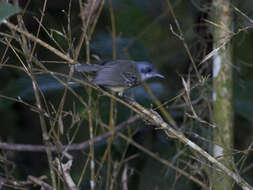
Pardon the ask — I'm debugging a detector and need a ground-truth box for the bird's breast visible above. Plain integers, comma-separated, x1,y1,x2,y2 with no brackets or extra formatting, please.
108,86,126,93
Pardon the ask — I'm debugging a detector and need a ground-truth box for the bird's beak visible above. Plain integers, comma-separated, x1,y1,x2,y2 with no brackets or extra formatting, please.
154,73,165,79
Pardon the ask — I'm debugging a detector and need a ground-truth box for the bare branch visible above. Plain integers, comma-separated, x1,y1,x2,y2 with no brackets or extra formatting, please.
0,115,139,152
55,158,78,190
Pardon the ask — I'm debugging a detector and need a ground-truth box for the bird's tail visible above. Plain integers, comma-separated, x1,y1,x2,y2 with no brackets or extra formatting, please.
75,64,101,73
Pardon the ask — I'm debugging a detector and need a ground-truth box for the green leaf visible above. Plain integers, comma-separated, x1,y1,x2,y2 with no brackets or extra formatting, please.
0,2,21,24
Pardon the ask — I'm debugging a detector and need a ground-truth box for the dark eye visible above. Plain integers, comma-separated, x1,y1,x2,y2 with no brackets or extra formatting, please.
146,67,152,73
141,67,152,73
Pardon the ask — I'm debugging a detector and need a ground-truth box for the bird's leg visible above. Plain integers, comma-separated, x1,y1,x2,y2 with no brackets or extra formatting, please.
117,91,123,97
121,94,135,103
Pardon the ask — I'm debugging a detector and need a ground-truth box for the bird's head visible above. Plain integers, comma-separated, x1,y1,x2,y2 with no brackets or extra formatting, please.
136,61,165,82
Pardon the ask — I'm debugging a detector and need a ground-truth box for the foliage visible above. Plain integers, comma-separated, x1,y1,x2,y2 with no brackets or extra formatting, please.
0,0,253,190
0,2,21,24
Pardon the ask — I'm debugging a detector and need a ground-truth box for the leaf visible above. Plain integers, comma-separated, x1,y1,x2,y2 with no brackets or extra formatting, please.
0,2,21,24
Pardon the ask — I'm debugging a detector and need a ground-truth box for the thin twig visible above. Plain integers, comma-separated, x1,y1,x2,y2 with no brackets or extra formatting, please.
0,116,139,152
4,21,75,64
99,120,209,189
55,158,79,190
129,101,253,190
6,15,57,187
167,0,202,82
28,176,53,190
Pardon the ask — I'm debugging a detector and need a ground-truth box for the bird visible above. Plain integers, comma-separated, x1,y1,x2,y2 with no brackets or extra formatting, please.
75,60,164,96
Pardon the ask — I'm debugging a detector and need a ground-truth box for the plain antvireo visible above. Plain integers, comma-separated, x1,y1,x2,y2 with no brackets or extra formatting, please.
75,60,164,96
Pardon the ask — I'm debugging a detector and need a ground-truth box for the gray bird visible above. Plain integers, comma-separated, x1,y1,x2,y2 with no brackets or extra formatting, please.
75,60,164,96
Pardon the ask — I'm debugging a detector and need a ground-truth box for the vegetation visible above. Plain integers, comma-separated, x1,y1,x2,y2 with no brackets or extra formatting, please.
1,0,253,189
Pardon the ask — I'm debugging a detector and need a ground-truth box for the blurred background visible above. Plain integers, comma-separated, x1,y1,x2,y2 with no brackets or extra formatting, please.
1,0,253,189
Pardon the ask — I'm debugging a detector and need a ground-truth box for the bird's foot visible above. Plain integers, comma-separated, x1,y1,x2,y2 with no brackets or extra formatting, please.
121,94,135,103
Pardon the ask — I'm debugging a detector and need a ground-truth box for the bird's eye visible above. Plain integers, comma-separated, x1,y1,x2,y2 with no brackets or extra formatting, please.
146,67,152,73
141,67,152,73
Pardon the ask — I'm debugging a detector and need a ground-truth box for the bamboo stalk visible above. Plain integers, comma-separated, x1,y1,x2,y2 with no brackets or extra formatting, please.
212,0,234,189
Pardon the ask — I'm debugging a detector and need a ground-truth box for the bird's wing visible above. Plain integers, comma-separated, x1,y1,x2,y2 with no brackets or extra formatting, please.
93,62,140,87
75,60,132,73
120,72,139,87
74,60,118,73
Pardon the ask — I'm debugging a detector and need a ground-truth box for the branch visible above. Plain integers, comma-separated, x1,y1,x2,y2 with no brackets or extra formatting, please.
0,115,139,152
4,21,75,64
0,176,52,190
129,101,253,190
55,158,78,190
28,176,53,190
